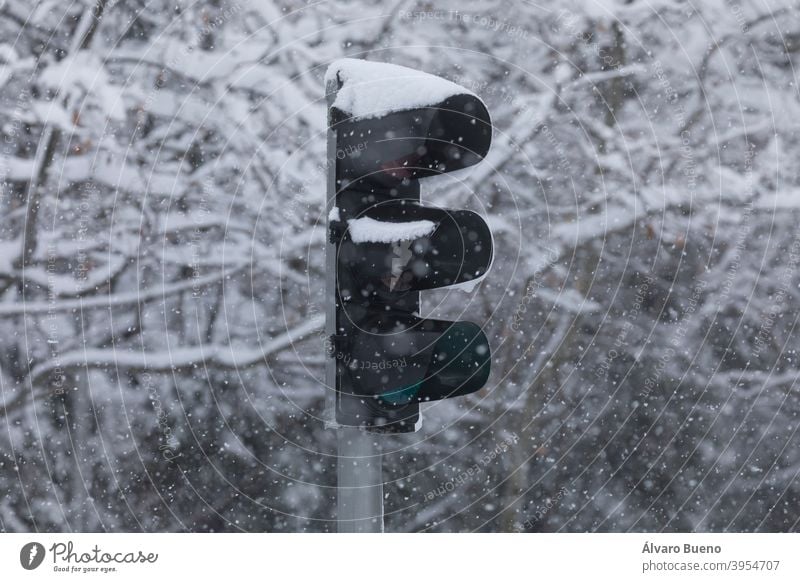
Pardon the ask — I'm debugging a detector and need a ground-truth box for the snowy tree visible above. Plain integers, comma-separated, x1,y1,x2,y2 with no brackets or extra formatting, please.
1,0,798,532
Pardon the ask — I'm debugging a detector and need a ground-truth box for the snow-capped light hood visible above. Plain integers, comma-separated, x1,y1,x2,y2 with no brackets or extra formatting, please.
325,58,483,120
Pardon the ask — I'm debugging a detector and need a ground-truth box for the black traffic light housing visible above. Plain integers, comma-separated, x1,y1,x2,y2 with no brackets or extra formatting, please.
326,60,494,433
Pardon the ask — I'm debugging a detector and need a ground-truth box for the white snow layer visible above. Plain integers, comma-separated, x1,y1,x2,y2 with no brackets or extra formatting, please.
347,216,437,244
325,58,478,120
328,206,340,222
39,52,125,121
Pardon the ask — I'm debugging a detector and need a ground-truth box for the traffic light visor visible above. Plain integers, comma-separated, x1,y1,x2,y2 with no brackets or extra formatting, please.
333,93,492,185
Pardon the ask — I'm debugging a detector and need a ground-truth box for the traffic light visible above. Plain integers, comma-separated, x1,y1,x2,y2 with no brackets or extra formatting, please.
325,59,494,433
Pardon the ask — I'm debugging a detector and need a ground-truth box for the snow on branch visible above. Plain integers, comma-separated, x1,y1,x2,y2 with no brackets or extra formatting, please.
0,267,243,316
28,315,324,382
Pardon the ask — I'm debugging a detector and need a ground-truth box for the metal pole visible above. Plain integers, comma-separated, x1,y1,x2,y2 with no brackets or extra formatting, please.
325,75,385,533
337,428,384,532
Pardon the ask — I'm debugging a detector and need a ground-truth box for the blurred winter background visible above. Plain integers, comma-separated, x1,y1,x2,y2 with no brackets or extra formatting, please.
1,0,799,532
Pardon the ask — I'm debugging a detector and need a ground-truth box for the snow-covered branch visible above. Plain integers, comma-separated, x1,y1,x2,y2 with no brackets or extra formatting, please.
0,268,243,316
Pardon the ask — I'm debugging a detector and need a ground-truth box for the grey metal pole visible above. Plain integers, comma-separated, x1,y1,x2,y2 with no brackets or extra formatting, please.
337,428,384,532
325,75,385,533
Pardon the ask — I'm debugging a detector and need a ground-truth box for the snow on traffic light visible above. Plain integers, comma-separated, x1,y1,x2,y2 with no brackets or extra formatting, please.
325,59,494,433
